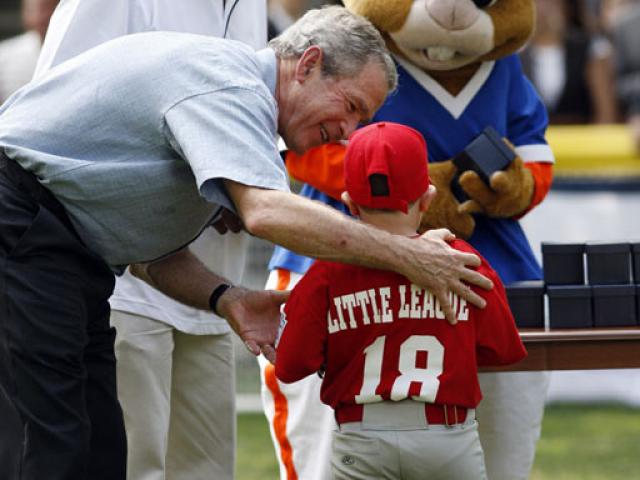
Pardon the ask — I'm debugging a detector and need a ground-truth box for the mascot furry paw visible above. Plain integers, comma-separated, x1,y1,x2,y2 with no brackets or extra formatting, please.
459,156,534,218
419,160,476,237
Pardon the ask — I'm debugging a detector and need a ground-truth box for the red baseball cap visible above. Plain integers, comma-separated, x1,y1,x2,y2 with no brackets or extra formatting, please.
344,122,430,213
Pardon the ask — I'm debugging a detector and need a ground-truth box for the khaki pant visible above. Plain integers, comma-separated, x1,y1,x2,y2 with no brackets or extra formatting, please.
111,311,235,480
331,402,486,480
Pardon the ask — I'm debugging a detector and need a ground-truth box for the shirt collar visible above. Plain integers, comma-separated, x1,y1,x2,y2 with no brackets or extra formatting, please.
256,48,277,97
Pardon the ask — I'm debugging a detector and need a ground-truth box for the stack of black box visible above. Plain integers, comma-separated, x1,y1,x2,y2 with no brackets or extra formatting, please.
505,242,640,329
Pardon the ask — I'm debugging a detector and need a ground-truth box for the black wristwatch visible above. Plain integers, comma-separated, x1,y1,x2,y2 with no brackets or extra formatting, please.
208,283,233,315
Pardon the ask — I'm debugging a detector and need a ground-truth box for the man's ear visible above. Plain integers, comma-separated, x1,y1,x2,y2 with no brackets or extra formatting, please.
419,184,437,212
341,191,360,217
294,46,323,83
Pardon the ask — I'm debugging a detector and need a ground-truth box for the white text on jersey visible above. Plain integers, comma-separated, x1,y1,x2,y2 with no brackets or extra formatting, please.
327,285,469,334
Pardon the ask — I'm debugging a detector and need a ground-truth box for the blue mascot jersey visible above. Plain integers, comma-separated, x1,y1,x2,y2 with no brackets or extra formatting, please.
270,54,555,284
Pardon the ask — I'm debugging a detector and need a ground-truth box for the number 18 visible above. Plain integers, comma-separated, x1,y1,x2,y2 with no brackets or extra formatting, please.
355,335,444,404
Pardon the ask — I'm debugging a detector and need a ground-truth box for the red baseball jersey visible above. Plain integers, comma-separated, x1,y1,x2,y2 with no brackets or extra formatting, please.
275,239,526,417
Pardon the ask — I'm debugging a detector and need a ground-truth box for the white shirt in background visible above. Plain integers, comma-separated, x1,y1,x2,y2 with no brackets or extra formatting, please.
0,31,42,103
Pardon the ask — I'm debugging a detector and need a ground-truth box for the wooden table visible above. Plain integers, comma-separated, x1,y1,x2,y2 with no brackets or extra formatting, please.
483,327,640,372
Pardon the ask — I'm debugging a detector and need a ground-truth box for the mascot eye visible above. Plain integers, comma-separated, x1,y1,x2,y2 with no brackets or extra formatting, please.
473,0,496,8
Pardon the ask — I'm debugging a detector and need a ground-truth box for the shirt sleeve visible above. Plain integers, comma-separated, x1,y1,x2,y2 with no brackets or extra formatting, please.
275,262,330,383
163,86,289,212
474,263,527,367
34,0,148,78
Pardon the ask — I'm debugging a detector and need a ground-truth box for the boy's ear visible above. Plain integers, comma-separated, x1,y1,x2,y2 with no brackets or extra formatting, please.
294,46,323,82
341,191,360,217
419,184,437,212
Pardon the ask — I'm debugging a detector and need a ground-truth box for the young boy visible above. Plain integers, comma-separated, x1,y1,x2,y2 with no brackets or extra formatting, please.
274,122,527,480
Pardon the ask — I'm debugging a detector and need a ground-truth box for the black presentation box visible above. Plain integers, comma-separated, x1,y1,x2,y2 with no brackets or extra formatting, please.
592,285,637,327
542,242,585,285
451,126,516,202
547,285,592,329
586,242,631,285
506,281,545,329
632,242,640,283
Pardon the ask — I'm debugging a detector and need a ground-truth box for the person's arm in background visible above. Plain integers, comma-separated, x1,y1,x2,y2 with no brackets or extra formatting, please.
586,35,619,125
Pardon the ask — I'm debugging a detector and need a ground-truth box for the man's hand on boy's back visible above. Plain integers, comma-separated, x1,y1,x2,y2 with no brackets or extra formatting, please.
411,229,493,325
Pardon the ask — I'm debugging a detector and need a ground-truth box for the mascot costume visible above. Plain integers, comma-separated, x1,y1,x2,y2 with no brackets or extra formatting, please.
259,1,555,479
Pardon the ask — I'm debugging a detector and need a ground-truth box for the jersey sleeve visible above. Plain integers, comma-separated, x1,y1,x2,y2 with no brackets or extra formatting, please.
522,162,553,213
285,144,347,201
275,262,331,383
475,264,527,366
452,240,527,366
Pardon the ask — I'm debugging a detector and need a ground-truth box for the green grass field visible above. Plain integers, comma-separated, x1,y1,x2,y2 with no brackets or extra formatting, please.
237,403,640,479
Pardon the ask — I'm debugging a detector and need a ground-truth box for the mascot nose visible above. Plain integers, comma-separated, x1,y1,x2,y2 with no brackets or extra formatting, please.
426,0,480,30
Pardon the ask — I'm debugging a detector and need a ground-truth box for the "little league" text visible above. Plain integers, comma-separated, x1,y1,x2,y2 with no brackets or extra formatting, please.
328,284,469,334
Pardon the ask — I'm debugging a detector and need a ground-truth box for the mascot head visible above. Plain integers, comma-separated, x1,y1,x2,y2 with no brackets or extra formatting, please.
344,0,535,72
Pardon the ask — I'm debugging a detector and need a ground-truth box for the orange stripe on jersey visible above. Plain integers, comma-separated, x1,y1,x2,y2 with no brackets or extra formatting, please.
264,364,298,480
276,269,291,292
266,268,297,479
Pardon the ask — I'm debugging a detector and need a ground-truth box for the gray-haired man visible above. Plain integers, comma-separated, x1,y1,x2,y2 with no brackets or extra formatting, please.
0,6,492,480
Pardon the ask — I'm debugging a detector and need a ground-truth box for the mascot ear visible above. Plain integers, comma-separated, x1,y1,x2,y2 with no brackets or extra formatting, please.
344,0,413,33
483,0,535,60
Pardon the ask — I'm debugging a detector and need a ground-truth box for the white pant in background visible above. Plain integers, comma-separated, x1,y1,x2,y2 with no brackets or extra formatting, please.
477,371,550,480
111,311,235,480
260,268,550,480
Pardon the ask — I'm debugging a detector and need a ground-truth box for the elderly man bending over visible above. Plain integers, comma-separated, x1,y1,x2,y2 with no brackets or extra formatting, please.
0,6,492,480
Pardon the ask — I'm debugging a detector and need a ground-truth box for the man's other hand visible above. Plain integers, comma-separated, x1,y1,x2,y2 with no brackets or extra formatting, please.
217,287,290,363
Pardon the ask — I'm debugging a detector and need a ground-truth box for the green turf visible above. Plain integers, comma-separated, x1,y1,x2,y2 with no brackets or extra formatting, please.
237,413,280,478
530,403,640,480
236,404,640,480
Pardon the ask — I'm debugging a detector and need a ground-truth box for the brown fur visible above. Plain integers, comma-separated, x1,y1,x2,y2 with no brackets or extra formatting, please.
344,0,413,33
483,0,535,62
418,162,475,238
